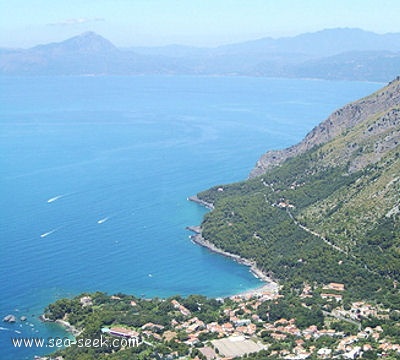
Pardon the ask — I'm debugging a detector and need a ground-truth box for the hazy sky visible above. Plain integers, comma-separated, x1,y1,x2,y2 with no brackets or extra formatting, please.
1,0,400,48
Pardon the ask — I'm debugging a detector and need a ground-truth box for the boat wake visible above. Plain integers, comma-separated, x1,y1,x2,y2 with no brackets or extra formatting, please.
97,217,109,224
47,194,65,203
40,228,59,238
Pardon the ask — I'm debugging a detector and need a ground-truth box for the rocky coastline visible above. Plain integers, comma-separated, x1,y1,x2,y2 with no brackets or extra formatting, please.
39,315,81,337
187,195,214,210
186,223,279,296
55,319,81,336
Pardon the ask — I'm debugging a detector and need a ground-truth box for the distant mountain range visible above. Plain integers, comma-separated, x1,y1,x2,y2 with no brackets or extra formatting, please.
1,28,400,81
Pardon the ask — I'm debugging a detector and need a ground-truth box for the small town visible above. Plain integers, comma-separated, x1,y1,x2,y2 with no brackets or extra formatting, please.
33,279,400,360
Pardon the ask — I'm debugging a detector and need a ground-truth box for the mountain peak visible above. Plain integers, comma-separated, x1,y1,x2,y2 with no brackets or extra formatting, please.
62,32,117,53
33,31,117,54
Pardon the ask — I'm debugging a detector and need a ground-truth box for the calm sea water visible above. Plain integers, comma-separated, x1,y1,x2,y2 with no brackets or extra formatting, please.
0,76,381,359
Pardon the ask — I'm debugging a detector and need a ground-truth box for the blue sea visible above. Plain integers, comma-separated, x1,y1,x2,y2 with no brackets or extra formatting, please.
0,75,381,359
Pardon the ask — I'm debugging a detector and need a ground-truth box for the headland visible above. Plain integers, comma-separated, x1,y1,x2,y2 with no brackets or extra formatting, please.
186,217,279,298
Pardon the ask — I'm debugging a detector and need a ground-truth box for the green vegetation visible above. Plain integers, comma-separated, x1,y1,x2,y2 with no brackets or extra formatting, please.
43,291,331,359
197,90,400,310
45,292,221,359
199,154,399,308
42,79,400,359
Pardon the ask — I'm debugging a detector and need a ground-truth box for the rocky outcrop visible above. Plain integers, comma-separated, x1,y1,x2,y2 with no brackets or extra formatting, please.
187,195,214,210
3,314,16,323
187,227,278,287
55,319,81,336
250,77,400,177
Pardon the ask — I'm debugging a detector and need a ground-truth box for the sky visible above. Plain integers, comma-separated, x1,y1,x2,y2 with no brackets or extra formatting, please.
1,0,400,48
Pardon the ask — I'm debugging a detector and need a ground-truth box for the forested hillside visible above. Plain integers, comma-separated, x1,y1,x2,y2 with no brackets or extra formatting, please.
40,78,400,360
198,78,400,309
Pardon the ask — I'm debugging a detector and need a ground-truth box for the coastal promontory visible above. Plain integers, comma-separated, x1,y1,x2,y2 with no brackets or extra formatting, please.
40,78,400,359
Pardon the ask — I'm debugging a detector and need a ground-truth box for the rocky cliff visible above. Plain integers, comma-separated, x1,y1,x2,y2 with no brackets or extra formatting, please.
250,76,400,177
198,77,400,302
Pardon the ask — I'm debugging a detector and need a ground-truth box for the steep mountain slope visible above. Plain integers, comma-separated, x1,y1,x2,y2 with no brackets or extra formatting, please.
250,77,400,177
197,78,400,305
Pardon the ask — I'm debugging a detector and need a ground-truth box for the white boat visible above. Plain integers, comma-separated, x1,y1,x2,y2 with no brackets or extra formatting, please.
97,217,109,224
40,229,57,238
47,195,63,203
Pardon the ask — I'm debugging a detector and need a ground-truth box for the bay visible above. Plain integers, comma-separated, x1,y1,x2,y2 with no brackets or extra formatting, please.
0,75,381,359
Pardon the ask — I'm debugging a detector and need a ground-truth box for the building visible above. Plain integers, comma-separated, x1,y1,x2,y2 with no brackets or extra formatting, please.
321,293,343,301
108,327,140,338
323,283,345,291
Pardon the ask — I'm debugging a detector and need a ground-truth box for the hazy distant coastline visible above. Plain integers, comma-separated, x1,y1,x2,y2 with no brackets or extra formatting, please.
1,28,400,82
